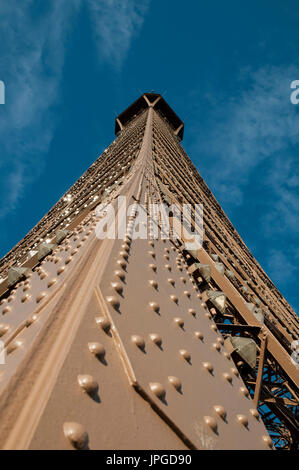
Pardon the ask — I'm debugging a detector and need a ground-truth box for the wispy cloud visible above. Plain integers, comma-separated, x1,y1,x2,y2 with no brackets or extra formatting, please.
87,0,150,69
0,0,81,218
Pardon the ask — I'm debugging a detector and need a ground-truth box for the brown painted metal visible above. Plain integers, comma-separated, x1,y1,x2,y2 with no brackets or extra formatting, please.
0,93,297,450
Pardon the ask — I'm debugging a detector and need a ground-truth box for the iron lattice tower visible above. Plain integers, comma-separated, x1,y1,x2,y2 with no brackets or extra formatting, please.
0,93,298,450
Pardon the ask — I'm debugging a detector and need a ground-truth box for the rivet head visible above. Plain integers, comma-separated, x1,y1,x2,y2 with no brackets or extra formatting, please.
77,374,98,394
63,422,88,450
170,295,178,303
149,333,162,347
240,386,249,397
47,278,57,288
57,266,65,275
194,331,204,340
88,342,105,357
205,312,212,319
114,270,125,281
165,264,171,271
149,280,158,289
0,323,10,337
106,296,120,309
23,285,30,292
36,292,47,303
168,376,182,392
149,302,159,313
2,306,11,315
188,308,196,317
184,291,191,298
65,256,72,265
149,264,157,272
211,324,217,331
21,293,31,303
119,251,128,260
116,259,127,269
26,314,38,326
180,277,186,283
204,416,217,433
7,339,23,355
213,342,221,352
168,278,175,286
111,282,123,294
131,335,145,350
95,316,111,332
223,372,232,383
174,317,184,328
262,435,273,448
149,382,165,400
217,337,224,345
203,362,213,373
179,349,191,362
148,251,155,258
213,405,227,420
249,408,260,419
236,414,248,427
231,367,239,376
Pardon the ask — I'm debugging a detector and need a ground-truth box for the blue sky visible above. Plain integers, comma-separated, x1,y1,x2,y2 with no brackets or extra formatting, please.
0,0,298,313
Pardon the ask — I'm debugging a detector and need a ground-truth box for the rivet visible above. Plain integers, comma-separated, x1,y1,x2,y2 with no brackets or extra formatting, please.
71,249,78,256
149,302,159,313
149,264,157,272
121,243,130,252
164,255,169,260
149,382,165,400
77,374,98,394
21,294,31,303
2,306,11,315
119,251,128,260
116,259,127,269
236,414,248,427
174,317,184,328
7,339,23,354
204,416,217,433
63,422,88,450
149,333,162,347
211,324,217,331
131,335,145,350
213,343,221,352
0,323,10,337
168,278,175,286
23,285,30,292
262,435,273,448
179,349,191,362
106,296,120,309
188,308,196,317
184,291,191,298
217,337,224,345
148,241,154,247
36,292,47,303
88,342,105,357
65,257,72,265
47,278,57,288
231,367,239,376
202,362,213,373
114,270,125,281
95,316,111,332
57,266,65,275
168,376,182,391
240,386,249,397
25,314,38,326
170,295,178,303
223,372,232,383
194,331,204,340
165,264,171,271
148,251,155,259
249,408,259,419
205,312,212,319
111,282,123,294
180,277,186,283
149,280,158,289
8,296,15,303
213,405,227,420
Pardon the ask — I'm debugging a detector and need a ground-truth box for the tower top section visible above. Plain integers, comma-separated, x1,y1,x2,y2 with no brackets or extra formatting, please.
115,92,184,140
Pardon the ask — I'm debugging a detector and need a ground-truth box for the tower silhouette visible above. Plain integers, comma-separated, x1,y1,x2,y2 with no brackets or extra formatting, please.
0,93,298,450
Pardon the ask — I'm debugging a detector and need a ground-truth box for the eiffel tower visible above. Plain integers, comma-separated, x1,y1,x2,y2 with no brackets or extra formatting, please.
0,93,298,450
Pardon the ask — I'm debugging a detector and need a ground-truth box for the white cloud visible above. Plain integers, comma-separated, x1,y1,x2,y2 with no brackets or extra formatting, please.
87,0,150,69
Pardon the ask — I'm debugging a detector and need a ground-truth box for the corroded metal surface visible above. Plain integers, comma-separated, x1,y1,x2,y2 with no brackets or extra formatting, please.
0,93,298,449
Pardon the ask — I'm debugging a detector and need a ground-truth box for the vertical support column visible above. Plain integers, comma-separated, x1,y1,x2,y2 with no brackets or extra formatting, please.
254,333,268,407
